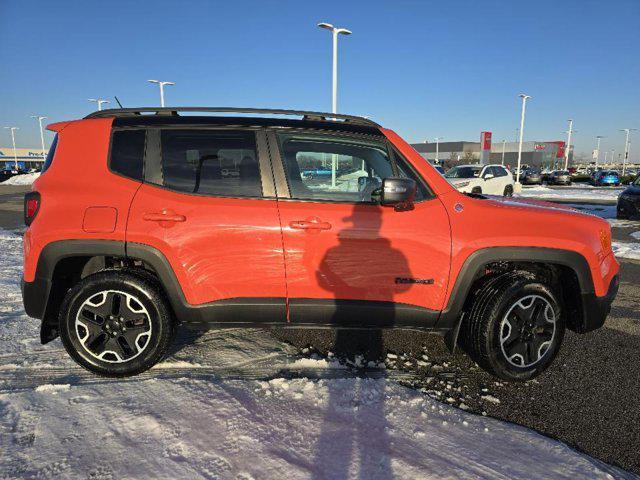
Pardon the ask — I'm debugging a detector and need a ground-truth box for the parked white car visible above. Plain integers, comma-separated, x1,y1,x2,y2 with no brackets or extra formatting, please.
444,164,515,196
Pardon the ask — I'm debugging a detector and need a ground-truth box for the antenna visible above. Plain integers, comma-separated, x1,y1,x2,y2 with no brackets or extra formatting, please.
114,96,124,108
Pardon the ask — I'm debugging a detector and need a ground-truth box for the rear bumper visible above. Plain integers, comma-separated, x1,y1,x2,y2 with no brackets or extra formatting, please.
21,276,51,320
580,274,619,332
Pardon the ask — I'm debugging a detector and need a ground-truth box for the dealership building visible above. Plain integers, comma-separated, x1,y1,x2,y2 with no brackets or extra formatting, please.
0,147,47,171
411,140,569,170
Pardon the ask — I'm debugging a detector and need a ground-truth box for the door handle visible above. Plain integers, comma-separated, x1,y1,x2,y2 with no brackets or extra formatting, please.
289,219,332,230
143,212,186,223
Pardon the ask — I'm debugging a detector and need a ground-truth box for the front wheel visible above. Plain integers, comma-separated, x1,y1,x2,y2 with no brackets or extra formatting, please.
503,185,514,197
59,271,174,377
459,271,565,381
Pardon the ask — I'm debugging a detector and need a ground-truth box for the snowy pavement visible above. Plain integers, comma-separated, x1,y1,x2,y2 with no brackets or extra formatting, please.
0,228,636,478
1,172,40,186
517,184,624,203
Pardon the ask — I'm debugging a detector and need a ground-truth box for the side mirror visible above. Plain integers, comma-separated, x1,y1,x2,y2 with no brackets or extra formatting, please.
484,173,494,180
380,177,417,207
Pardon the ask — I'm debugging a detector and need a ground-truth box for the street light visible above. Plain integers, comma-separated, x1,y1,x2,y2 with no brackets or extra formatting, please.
515,93,532,190
564,119,574,170
594,135,604,169
4,127,19,170
501,139,507,166
88,98,109,111
317,22,352,115
31,115,47,162
318,22,351,188
148,80,175,107
434,137,443,164
620,128,637,176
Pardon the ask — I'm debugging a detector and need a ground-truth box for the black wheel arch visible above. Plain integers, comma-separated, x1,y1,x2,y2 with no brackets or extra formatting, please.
439,247,597,352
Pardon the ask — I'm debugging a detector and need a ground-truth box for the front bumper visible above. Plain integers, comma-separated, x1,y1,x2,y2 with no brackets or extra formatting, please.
580,274,619,332
617,196,640,218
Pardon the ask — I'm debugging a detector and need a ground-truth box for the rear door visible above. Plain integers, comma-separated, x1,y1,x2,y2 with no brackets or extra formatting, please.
126,127,287,321
268,129,451,328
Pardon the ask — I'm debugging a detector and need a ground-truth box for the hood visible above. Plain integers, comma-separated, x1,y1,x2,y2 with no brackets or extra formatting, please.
622,184,640,195
448,177,476,185
483,195,577,213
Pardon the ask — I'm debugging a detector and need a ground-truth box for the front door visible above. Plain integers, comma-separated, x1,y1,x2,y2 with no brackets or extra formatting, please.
269,129,451,328
126,127,287,321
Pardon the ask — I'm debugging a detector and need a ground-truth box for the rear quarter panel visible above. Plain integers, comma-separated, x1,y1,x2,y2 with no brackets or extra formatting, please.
23,118,141,282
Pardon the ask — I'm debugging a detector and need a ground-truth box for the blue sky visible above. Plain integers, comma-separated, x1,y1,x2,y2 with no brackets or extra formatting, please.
1,0,638,158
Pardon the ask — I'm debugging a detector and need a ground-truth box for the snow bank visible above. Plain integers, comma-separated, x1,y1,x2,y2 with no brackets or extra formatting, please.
1,172,40,185
0,228,633,479
517,185,623,202
613,241,640,261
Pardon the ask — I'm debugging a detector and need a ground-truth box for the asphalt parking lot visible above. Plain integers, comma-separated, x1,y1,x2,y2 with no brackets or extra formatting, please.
1,184,639,474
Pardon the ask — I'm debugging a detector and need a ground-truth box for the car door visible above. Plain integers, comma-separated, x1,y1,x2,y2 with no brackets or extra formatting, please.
126,127,287,321
268,129,451,328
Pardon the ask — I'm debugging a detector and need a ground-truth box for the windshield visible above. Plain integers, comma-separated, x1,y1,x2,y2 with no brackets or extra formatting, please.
445,166,481,179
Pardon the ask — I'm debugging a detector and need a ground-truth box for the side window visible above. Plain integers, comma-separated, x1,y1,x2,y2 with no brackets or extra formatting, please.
110,130,145,180
277,132,393,202
159,130,261,197
494,166,508,177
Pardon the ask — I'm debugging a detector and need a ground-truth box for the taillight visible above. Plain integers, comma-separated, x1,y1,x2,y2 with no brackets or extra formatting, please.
24,192,40,226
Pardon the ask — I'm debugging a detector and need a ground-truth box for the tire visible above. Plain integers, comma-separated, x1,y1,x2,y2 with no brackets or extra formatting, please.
459,270,565,381
503,185,514,197
471,186,482,194
59,271,174,377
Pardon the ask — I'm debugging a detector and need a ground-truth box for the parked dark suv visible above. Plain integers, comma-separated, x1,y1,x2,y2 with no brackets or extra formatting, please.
22,107,619,380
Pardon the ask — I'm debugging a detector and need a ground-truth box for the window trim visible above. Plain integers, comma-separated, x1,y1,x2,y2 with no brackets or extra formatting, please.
141,126,276,200
268,126,435,205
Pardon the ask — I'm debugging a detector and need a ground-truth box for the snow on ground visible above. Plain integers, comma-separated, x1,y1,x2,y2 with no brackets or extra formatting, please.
517,185,623,202
613,241,640,261
0,228,635,479
1,172,40,185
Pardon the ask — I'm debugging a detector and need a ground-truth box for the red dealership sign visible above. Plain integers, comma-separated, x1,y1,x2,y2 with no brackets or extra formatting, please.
481,132,492,151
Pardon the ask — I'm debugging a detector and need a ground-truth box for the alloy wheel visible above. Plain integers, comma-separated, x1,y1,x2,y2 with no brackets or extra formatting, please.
75,290,152,363
499,294,556,368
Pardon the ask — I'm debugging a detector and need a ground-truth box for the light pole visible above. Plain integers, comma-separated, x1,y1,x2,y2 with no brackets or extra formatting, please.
318,22,351,188
148,80,175,107
318,22,352,115
31,116,47,162
620,128,637,176
88,98,109,111
434,137,443,164
564,119,574,170
594,135,604,169
4,127,19,170
501,139,506,165
515,94,531,190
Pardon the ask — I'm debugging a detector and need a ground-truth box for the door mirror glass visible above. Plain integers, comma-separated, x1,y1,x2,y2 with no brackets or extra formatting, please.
380,177,417,207
484,173,494,180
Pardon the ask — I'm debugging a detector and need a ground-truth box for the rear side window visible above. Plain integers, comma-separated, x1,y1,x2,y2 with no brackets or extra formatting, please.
110,130,145,180
41,134,58,173
160,130,261,197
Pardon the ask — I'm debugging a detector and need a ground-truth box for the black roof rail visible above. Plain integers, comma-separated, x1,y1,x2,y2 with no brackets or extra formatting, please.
84,107,381,128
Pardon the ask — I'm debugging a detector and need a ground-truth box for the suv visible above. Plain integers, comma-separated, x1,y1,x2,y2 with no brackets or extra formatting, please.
444,164,514,196
22,107,619,381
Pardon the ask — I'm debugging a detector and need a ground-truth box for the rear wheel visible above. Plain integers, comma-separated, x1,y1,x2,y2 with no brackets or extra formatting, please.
459,271,565,381
503,185,514,197
471,186,483,194
59,271,174,377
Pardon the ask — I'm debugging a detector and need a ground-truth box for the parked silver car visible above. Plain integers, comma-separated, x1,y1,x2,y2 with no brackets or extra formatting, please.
548,170,572,185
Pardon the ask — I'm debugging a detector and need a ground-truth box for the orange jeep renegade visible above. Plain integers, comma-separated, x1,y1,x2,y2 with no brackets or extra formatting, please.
22,107,619,380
